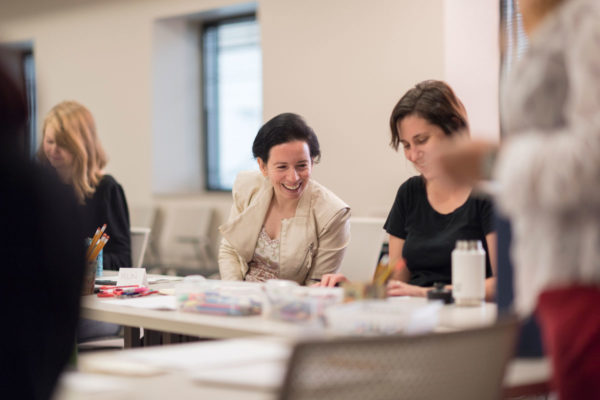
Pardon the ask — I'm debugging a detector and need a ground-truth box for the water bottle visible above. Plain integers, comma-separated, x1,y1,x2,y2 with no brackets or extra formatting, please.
452,240,485,306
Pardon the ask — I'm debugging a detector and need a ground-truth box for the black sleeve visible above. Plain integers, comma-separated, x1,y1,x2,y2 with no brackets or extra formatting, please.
479,196,495,235
98,177,131,269
383,180,411,239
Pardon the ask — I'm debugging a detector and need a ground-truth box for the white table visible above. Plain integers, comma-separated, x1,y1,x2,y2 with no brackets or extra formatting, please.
81,291,497,342
55,337,551,400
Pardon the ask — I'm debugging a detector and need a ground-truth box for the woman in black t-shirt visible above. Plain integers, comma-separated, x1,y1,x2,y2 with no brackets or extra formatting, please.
319,80,497,301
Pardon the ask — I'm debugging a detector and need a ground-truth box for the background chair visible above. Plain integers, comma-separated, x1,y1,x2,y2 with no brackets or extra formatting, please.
279,318,518,400
130,227,151,268
339,217,386,281
153,205,217,276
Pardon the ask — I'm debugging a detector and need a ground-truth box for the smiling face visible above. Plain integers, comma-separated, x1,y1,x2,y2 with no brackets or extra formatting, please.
397,114,450,180
43,125,75,174
258,140,313,204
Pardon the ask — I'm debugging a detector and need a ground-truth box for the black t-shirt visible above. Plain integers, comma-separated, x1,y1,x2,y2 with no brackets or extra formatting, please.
384,176,494,287
80,174,131,270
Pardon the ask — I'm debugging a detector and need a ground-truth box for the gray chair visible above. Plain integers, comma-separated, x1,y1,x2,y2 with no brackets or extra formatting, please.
130,226,151,268
339,217,386,281
154,205,217,275
279,318,518,400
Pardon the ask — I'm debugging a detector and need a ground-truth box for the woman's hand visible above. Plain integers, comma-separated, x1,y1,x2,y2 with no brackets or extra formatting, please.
386,280,428,297
435,139,498,185
313,273,348,287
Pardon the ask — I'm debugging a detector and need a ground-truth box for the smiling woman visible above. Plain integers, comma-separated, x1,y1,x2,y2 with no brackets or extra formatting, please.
218,113,351,285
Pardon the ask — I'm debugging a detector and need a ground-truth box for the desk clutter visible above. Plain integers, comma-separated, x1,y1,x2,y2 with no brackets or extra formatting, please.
92,272,442,336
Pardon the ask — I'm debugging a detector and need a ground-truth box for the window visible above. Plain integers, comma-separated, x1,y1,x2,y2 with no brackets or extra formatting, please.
203,15,262,191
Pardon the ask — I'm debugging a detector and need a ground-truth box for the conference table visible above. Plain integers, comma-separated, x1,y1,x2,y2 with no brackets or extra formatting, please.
81,273,498,344
69,274,550,399
56,336,551,400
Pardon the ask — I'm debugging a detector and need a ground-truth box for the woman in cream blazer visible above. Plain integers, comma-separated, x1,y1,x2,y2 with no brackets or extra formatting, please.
218,113,350,285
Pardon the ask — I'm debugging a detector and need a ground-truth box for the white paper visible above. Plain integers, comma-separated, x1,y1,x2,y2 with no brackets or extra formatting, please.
58,371,128,393
189,359,287,391
101,295,177,310
117,267,148,287
147,274,184,283
124,338,292,371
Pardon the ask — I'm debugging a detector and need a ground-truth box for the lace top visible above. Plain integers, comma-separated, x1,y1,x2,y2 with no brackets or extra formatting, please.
245,227,281,282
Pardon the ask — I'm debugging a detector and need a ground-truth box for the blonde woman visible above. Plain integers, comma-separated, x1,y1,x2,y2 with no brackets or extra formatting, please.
38,101,131,270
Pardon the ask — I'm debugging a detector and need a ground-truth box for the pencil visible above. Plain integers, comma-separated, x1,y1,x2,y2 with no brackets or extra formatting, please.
89,234,109,262
86,224,106,259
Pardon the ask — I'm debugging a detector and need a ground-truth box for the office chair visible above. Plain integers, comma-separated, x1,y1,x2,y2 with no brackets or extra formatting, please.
130,227,151,268
279,318,518,400
339,217,386,281
154,205,217,276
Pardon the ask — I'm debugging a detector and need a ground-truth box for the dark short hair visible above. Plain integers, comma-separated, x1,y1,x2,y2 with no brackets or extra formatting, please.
252,113,321,163
389,80,468,151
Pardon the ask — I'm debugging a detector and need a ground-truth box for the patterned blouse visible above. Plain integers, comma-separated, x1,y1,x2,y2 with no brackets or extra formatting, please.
495,0,600,315
245,227,281,282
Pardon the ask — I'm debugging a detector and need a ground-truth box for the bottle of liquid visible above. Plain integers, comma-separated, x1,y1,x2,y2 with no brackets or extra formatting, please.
451,240,485,306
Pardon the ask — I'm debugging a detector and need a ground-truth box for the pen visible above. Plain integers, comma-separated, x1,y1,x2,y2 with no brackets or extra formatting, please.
99,285,139,290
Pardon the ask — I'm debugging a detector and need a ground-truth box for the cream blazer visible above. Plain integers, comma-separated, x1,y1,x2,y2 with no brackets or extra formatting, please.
218,170,350,285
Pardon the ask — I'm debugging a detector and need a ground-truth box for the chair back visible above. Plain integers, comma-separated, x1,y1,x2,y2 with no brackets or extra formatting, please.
279,318,518,400
155,205,216,274
130,227,151,268
339,217,386,281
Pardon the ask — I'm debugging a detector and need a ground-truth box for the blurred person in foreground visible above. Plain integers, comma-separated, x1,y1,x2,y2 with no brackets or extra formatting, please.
0,49,85,399
437,0,600,398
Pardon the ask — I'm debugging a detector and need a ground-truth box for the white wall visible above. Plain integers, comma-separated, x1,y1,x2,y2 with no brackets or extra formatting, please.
444,0,500,141
0,0,498,226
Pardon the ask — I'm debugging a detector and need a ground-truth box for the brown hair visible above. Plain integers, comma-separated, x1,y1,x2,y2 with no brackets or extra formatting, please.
389,80,468,151
38,101,107,202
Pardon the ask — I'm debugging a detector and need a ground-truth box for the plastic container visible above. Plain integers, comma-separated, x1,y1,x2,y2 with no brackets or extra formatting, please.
175,276,263,316
324,299,442,335
262,279,344,323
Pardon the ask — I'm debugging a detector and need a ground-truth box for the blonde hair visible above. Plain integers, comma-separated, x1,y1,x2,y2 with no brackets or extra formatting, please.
38,101,107,202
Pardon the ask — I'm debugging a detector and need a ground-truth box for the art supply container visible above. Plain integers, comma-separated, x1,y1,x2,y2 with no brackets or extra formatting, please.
262,280,344,323
81,259,97,295
175,276,263,316
324,299,442,336
85,237,103,277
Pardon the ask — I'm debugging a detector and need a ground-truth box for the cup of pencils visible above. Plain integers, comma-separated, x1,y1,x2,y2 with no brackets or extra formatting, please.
82,224,109,295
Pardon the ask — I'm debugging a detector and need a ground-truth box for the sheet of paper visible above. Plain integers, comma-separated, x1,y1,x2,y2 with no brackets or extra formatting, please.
189,359,287,391
123,338,292,371
58,372,128,394
147,274,184,283
101,295,177,310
